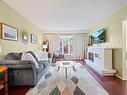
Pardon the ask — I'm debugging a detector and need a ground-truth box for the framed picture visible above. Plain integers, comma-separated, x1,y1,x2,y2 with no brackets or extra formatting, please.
30,34,37,43
1,23,18,41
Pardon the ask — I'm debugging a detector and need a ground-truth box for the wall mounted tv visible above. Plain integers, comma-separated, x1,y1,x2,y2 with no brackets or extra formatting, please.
91,28,105,43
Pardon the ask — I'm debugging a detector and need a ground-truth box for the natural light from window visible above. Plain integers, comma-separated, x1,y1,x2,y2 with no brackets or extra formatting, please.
59,36,73,55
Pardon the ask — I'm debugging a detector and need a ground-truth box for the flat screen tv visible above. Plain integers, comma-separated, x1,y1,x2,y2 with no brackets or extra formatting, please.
92,28,105,43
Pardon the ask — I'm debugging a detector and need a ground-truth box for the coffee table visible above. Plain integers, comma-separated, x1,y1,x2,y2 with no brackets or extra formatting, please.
57,61,75,79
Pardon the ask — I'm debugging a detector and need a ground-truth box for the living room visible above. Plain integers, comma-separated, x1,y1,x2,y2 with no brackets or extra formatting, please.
0,0,127,95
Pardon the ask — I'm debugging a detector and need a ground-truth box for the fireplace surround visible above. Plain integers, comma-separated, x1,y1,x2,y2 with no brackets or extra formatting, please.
86,47,116,76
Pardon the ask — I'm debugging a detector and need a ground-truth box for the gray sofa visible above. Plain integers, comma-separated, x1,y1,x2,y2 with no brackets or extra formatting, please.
0,51,52,86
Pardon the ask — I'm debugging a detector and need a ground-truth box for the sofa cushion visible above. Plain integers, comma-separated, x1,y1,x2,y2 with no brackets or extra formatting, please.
4,52,21,60
21,52,39,68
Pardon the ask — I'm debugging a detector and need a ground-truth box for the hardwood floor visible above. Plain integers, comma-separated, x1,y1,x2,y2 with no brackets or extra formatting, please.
8,86,30,95
81,61,127,95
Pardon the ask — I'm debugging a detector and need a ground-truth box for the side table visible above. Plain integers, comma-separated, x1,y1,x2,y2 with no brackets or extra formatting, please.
0,66,8,95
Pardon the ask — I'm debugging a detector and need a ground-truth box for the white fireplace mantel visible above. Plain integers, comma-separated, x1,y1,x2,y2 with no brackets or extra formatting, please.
85,47,116,76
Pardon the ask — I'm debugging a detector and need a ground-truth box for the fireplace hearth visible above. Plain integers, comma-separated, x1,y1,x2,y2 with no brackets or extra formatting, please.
88,52,94,62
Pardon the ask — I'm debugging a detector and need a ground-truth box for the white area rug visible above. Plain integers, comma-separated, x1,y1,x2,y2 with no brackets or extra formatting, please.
26,62,109,95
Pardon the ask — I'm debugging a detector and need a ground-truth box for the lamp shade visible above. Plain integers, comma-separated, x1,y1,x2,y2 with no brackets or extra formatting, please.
43,44,47,49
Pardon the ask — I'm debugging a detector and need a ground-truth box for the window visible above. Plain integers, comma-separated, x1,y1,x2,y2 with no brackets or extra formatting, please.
59,36,73,55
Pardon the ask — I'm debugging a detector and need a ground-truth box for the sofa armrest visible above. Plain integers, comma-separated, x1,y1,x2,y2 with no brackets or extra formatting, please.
0,60,36,69
1,60,38,86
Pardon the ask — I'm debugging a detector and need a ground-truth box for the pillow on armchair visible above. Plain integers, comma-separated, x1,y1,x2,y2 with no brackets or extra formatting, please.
53,50,64,59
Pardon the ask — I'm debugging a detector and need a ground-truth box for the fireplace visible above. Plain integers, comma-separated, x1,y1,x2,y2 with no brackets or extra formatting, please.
86,47,116,76
88,52,94,62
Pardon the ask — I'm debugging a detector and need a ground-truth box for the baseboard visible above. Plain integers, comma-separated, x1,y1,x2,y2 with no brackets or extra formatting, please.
114,74,127,80
122,77,127,80
114,74,122,79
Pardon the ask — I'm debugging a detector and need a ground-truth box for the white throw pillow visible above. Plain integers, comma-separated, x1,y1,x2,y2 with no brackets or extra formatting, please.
21,52,39,68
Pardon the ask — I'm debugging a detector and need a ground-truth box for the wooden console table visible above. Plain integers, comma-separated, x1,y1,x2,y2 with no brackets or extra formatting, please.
0,66,8,95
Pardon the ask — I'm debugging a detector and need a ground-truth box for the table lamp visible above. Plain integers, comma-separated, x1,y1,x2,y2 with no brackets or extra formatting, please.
43,44,47,52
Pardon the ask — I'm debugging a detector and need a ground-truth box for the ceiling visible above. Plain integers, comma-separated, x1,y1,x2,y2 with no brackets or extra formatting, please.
4,0,127,33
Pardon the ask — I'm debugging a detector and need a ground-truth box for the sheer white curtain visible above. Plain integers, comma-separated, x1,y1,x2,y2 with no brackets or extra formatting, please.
46,33,88,60
46,34,60,52
72,33,88,59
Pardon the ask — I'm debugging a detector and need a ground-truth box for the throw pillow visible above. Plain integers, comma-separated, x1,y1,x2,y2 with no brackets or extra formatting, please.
21,52,39,68
4,52,21,60
27,51,38,62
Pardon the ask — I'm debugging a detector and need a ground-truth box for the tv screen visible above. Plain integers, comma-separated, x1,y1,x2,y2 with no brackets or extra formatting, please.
92,28,105,43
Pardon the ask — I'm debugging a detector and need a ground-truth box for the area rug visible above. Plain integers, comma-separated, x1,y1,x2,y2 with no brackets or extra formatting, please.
26,62,109,95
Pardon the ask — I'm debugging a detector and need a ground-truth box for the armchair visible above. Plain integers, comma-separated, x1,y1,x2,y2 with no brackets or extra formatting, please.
52,50,64,62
